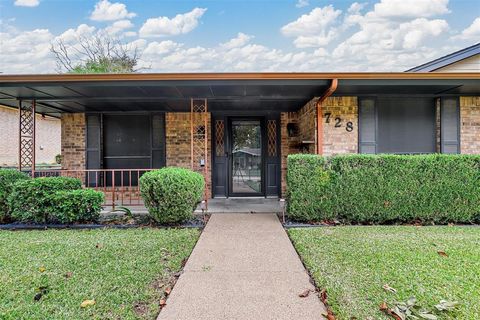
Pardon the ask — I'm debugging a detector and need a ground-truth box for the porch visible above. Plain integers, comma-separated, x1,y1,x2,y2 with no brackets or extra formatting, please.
0,72,478,211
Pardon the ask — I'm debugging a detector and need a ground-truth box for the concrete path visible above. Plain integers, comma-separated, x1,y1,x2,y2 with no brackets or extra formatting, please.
158,214,327,320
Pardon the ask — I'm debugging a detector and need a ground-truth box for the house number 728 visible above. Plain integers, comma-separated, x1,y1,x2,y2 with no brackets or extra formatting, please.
324,112,353,132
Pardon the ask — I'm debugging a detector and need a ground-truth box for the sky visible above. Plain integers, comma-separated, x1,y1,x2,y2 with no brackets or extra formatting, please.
0,0,479,74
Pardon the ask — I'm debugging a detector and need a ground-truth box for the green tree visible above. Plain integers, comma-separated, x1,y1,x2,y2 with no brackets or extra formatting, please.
50,34,147,74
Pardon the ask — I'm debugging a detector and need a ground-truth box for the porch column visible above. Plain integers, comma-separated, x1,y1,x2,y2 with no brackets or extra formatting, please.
18,100,36,175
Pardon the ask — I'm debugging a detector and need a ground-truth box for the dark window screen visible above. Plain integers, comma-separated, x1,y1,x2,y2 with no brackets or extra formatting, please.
377,97,435,154
103,115,151,169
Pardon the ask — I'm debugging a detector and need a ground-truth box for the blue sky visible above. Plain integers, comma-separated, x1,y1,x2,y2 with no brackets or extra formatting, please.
0,0,479,73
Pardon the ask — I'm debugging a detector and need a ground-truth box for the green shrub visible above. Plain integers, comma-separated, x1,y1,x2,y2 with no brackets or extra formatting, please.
287,154,480,224
140,167,205,224
8,177,82,223
0,169,30,222
51,189,104,223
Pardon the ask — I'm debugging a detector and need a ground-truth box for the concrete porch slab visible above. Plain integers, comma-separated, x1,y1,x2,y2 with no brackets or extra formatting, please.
196,197,282,213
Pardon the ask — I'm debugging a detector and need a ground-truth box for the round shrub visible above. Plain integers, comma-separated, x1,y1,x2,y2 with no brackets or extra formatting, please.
139,167,205,224
0,169,30,222
8,176,82,223
51,189,104,223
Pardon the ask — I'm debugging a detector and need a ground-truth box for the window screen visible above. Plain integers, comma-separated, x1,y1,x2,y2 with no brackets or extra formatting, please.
103,115,151,169
377,97,435,154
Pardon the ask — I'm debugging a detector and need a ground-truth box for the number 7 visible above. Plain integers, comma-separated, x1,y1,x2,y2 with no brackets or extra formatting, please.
324,112,332,123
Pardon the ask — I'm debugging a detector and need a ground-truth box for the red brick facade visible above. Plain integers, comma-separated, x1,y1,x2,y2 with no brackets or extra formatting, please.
61,113,85,170
59,95,480,198
165,112,212,199
460,96,480,154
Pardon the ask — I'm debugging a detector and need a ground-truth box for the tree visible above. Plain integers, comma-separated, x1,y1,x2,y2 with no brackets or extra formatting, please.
50,33,146,74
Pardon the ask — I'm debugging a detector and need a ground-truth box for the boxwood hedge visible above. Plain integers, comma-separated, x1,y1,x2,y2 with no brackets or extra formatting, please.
8,177,82,223
0,169,30,222
287,154,480,224
140,167,204,224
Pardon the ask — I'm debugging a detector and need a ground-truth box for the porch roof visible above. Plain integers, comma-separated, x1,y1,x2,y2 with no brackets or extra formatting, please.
0,72,478,117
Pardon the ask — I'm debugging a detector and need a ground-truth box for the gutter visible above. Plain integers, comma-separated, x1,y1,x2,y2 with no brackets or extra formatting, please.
316,79,338,155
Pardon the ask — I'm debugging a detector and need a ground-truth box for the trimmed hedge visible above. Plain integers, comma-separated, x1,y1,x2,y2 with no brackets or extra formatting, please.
287,154,480,224
8,177,82,223
140,167,205,224
0,169,30,222
52,189,104,223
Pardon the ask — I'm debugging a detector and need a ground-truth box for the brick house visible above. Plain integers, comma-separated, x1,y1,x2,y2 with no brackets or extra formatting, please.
0,71,478,206
0,105,60,166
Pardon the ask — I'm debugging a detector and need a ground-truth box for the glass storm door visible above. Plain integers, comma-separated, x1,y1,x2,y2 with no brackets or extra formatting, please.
230,120,263,195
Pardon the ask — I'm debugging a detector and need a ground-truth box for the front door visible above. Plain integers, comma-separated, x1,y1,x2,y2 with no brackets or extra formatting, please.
230,119,263,196
212,114,280,198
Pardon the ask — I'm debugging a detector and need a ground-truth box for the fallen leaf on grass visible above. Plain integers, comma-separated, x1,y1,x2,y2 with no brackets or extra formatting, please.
39,266,46,273
437,250,448,257
64,272,73,279
299,289,311,298
434,300,458,311
379,302,388,311
319,289,328,303
383,284,397,294
418,311,438,319
80,300,96,308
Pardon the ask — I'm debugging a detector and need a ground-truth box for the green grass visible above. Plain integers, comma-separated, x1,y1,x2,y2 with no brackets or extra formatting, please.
288,226,480,320
0,228,200,320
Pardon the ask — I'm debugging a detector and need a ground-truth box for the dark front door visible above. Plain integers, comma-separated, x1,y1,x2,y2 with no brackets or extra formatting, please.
212,114,280,198
230,119,263,196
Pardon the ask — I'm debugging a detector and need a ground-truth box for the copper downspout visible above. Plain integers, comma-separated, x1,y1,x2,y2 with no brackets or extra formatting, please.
316,79,338,155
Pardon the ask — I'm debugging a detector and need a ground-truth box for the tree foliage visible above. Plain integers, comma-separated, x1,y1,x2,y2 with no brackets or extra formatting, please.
50,33,146,74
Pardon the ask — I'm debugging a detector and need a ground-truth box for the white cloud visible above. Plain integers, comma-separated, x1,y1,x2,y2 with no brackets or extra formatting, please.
347,2,367,15
90,0,136,21
296,0,309,8
281,5,342,48
139,8,207,38
373,0,450,18
220,32,253,49
454,17,480,40
14,0,39,7
333,1,451,71
105,19,134,36
57,24,96,43
0,27,54,73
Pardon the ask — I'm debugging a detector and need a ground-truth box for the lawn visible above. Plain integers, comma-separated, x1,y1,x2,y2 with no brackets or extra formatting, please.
288,226,480,320
0,228,199,320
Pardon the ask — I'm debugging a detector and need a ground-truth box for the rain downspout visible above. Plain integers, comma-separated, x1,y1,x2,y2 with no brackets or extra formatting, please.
316,79,338,155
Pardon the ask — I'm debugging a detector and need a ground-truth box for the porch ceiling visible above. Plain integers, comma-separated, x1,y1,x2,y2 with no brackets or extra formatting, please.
0,73,478,117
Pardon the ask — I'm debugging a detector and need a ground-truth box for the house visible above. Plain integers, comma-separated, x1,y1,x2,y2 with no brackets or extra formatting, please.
0,72,478,205
406,42,480,73
0,104,60,167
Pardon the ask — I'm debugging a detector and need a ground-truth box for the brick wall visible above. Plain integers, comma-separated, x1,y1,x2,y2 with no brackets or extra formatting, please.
280,96,358,195
460,96,480,154
0,105,61,166
322,97,358,156
61,113,86,170
165,112,212,198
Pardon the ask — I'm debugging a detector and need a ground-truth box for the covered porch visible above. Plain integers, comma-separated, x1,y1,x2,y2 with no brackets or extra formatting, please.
0,72,478,210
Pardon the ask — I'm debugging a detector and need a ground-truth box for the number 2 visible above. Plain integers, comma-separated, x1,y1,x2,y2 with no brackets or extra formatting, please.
335,117,342,127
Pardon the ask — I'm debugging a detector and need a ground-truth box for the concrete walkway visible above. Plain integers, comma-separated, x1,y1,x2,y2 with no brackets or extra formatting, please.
158,214,327,320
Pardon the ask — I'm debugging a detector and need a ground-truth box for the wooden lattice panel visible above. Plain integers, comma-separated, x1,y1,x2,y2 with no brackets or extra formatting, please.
19,101,35,172
190,99,208,173
267,119,277,157
215,120,224,156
